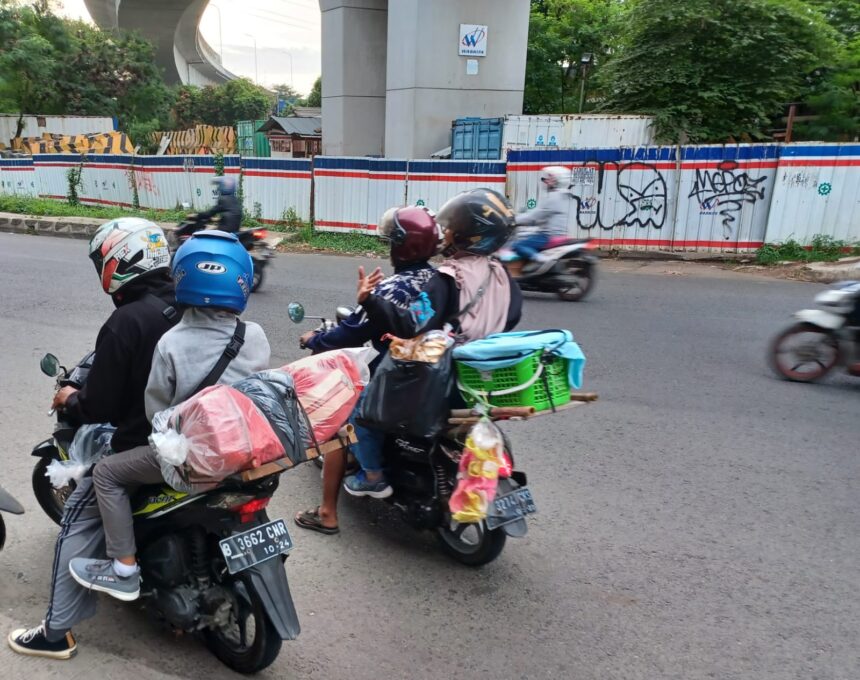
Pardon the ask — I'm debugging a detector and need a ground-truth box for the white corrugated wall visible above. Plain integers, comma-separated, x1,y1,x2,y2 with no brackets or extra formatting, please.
242,157,312,223
0,158,38,197
765,143,860,245
406,160,507,212
313,157,371,232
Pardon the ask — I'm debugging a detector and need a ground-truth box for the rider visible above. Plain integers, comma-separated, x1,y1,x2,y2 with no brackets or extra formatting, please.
8,218,180,660
192,176,242,234
506,165,572,277
294,206,440,533
67,231,271,602
345,188,522,493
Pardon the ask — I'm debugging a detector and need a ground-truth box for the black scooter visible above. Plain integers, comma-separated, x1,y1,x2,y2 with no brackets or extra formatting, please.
288,302,536,566
31,352,301,674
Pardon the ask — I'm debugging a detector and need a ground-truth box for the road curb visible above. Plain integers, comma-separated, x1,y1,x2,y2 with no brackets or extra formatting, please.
0,212,176,241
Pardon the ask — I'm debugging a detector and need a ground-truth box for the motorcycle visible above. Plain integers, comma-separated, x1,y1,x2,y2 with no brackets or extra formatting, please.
0,484,24,551
32,352,301,673
770,280,860,382
499,235,599,301
288,302,536,567
174,215,275,293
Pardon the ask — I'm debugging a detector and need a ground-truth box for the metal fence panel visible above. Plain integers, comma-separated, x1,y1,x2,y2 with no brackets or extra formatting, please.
77,155,135,208
0,158,38,197
242,157,312,223
507,147,678,249
33,154,78,200
313,157,370,232
765,143,860,245
673,145,779,252
367,159,407,230
406,160,507,212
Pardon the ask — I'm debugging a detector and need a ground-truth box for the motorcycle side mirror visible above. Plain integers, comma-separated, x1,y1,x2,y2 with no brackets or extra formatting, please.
287,302,305,324
335,306,354,323
40,353,61,377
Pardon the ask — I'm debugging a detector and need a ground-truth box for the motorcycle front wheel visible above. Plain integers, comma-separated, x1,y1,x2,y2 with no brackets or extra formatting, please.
204,574,282,674
556,260,595,301
770,322,840,382
32,458,73,526
437,518,507,567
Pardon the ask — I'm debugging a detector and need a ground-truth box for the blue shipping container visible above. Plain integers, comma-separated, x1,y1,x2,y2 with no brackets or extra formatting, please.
451,117,503,160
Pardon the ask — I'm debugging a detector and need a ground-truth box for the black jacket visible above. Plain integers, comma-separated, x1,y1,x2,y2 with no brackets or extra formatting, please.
64,276,180,452
197,193,242,233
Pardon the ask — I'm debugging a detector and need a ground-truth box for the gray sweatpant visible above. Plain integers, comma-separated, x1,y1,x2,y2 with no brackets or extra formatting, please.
92,445,163,559
44,477,104,641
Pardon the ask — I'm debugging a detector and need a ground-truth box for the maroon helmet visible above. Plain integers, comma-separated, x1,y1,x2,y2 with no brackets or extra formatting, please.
378,206,441,266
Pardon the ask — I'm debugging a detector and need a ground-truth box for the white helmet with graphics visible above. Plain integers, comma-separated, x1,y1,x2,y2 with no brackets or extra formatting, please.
89,217,171,294
540,165,572,190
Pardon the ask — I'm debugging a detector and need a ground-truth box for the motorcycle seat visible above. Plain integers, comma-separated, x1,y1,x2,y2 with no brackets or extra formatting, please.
542,237,590,250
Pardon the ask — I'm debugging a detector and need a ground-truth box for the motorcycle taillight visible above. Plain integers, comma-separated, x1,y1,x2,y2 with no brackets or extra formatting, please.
498,451,513,478
252,229,268,240
233,497,271,523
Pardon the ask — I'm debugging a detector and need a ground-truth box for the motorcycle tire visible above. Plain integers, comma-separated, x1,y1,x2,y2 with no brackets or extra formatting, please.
251,265,265,293
0,515,6,551
556,260,595,301
770,322,840,382
437,518,507,567
32,458,73,526
204,574,282,674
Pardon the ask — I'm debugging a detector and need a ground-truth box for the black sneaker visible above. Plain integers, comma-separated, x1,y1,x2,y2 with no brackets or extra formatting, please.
7,622,77,659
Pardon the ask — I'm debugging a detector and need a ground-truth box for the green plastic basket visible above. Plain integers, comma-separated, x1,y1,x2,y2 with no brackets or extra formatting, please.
456,350,571,412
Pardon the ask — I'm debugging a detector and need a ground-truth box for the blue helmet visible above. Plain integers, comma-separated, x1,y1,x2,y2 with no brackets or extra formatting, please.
172,230,253,313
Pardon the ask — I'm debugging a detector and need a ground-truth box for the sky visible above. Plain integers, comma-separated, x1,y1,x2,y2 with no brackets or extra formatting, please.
55,0,322,95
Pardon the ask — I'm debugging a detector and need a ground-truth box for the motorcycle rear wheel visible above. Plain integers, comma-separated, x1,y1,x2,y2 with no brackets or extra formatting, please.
32,458,73,526
437,518,507,567
204,574,282,674
556,260,594,301
251,266,265,292
770,322,840,382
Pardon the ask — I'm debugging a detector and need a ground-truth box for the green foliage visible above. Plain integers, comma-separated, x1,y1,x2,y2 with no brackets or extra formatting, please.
755,235,860,264
66,163,83,206
172,79,273,128
305,76,321,108
524,0,620,114
597,0,838,143
213,152,225,176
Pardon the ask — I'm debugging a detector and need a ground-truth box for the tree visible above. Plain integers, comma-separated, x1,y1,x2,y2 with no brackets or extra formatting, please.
523,0,621,114
597,0,839,143
305,76,321,108
169,79,273,128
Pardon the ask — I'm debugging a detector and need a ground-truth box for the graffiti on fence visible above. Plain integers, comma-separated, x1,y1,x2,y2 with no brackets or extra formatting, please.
688,161,766,239
569,161,668,231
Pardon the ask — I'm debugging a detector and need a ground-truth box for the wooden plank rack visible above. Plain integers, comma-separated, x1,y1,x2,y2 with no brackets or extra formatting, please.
447,391,598,425
240,425,356,482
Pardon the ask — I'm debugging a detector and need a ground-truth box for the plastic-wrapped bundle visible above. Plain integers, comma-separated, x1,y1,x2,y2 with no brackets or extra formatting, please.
448,419,505,523
47,422,116,489
151,385,285,482
282,347,376,443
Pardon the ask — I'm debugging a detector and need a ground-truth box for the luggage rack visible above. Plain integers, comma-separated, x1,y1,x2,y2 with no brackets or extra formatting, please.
239,425,356,482
447,391,598,426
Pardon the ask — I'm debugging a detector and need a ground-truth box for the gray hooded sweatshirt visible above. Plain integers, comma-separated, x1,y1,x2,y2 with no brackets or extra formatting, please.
514,188,571,237
145,307,271,421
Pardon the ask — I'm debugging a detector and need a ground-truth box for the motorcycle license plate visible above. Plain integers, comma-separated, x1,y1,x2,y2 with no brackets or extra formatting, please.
486,486,537,530
219,519,293,574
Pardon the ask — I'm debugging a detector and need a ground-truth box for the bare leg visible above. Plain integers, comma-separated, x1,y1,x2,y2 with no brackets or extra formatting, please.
318,449,346,529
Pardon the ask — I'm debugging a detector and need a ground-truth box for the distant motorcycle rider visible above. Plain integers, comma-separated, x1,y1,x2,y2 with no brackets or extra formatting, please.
506,165,572,277
184,176,242,235
7,218,180,660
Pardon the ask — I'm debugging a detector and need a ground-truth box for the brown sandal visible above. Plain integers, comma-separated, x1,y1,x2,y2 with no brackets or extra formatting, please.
294,507,339,535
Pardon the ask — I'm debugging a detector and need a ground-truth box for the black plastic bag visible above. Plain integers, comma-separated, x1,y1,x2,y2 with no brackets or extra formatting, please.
357,351,452,439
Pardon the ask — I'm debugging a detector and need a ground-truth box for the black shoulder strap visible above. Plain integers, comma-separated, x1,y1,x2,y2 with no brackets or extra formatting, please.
142,293,180,324
183,320,246,401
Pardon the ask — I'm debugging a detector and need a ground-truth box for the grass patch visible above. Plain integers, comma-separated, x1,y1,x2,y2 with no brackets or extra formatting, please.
755,235,860,265
1,194,388,256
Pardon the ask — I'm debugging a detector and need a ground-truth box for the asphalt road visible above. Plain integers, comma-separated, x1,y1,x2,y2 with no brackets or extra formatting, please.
0,232,858,680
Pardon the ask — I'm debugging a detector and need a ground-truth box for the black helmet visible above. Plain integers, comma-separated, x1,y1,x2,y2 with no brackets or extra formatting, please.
435,188,515,256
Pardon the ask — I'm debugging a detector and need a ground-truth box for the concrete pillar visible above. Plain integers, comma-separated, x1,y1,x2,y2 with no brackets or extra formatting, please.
319,0,388,157
384,0,529,159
